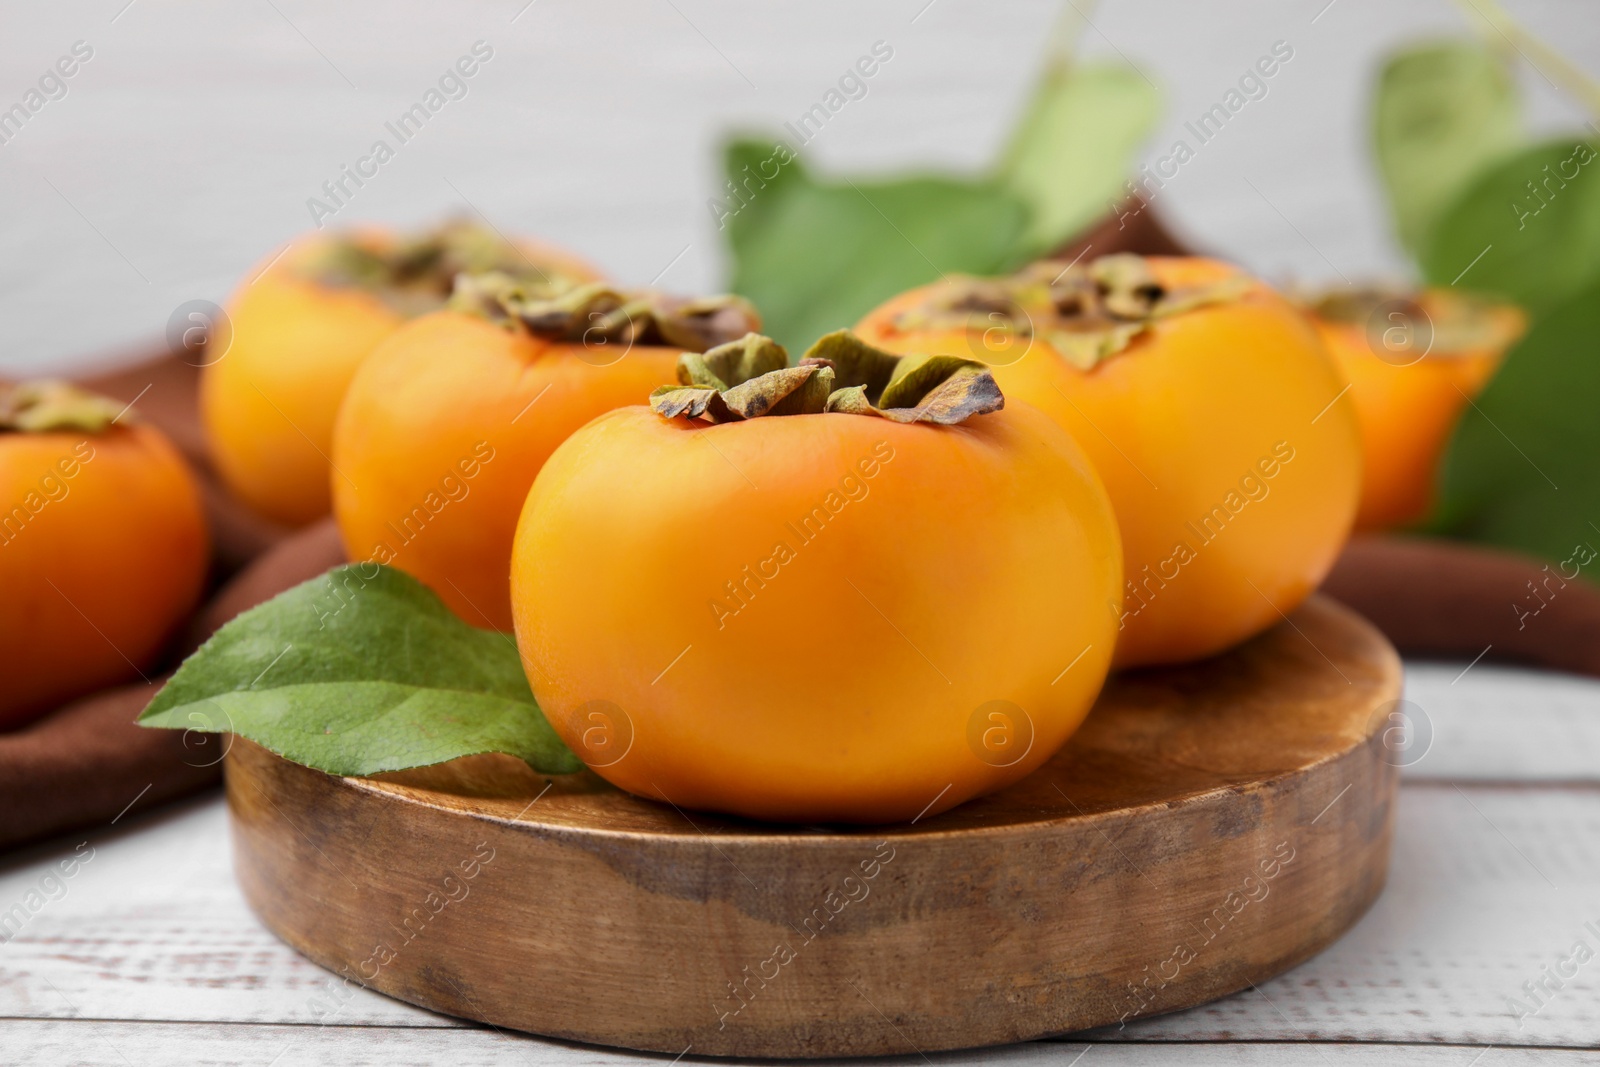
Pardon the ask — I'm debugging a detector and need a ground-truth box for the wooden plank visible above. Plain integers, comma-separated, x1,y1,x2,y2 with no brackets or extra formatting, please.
0,798,451,1030
2,1021,1597,1067
1404,663,1600,782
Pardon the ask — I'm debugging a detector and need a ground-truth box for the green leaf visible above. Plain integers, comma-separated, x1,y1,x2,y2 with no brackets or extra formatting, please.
716,51,1160,351
722,139,1032,353
1420,138,1600,316
997,62,1161,254
139,565,581,777
1373,42,1523,255
1432,276,1600,563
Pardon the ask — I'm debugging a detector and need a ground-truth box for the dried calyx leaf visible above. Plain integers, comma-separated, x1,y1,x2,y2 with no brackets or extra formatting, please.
650,330,1004,426
1306,285,1519,354
1305,286,1404,325
0,381,125,434
299,220,585,316
894,252,1252,372
450,273,761,354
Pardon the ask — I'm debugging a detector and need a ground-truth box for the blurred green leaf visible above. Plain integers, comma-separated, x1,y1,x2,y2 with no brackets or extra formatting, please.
722,140,1031,352
1433,276,1600,563
1420,138,1600,316
997,62,1161,254
1373,42,1523,255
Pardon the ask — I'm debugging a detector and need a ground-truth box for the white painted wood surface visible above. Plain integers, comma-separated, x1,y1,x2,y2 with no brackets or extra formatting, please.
4,661,1600,1063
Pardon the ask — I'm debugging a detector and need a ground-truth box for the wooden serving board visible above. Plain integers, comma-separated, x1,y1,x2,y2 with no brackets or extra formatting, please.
226,594,1401,1059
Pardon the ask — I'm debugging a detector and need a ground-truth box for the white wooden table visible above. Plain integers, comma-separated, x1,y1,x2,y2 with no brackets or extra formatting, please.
5,660,1600,1065
6,2,1600,1062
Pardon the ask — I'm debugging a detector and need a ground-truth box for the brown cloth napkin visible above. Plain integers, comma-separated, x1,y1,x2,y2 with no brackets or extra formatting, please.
1324,535,1600,678
0,521,346,849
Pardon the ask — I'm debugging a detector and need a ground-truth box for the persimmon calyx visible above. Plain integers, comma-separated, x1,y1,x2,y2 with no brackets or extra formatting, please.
650,330,1004,425
0,380,125,434
1306,285,1518,355
450,272,761,354
300,220,586,317
894,252,1251,372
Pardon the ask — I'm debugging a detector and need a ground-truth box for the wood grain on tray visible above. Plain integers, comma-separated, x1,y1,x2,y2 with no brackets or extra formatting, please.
227,594,1398,1057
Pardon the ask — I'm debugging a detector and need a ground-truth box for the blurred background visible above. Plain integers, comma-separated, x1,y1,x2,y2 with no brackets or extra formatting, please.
3,0,1596,377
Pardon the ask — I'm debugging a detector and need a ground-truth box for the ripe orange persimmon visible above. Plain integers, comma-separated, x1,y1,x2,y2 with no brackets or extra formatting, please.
202,221,602,527
1303,287,1524,532
510,332,1122,823
332,276,762,631
857,255,1360,669
0,382,208,730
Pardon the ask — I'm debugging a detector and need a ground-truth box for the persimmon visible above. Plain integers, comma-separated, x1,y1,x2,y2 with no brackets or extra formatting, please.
332,274,762,631
856,255,1360,669
510,332,1122,823
0,382,208,730
1303,286,1524,531
201,221,602,527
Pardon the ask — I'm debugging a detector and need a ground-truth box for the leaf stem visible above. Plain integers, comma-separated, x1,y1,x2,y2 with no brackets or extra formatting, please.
996,0,1098,177
1045,0,1095,73
1454,0,1600,123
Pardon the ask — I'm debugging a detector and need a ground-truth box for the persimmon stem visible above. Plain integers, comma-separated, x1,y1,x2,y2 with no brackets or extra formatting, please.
889,253,1248,373
651,331,1004,426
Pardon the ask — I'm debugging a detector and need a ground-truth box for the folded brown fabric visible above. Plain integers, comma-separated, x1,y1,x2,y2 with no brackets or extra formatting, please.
0,520,347,851
1322,535,1600,679
0,681,219,847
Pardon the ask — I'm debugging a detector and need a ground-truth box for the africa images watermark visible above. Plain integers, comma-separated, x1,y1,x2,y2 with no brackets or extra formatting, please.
314,440,497,629
708,439,896,630
0,440,98,549
1510,141,1595,231
0,842,95,944
707,40,895,232
1112,441,1297,631
360,440,497,568
1513,539,1596,631
0,40,94,148
305,841,496,1022
713,840,897,1029
1117,839,1297,1027
1505,919,1600,1029
306,41,495,228
1112,39,1295,228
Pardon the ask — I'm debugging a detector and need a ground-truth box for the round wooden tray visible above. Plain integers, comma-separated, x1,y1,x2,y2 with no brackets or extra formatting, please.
226,594,1402,1059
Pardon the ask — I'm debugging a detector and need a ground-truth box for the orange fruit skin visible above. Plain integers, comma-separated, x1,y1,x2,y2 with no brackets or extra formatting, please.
857,257,1361,669
509,403,1122,824
1311,293,1523,532
0,424,208,729
202,238,401,527
332,311,684,632
202,231,602,527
